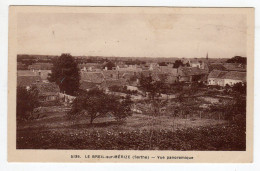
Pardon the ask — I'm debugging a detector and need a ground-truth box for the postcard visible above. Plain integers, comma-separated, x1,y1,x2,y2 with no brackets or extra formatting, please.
8,6,254,162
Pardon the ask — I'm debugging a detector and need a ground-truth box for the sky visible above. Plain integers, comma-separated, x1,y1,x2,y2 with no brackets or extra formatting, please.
17,12,247,58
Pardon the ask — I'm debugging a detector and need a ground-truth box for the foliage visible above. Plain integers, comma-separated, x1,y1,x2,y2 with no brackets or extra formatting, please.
210,94,246,127
112,95,133,121
139,74,166,100
103,61,116,70
226,56,247,64
48,53,80,96
17,86,39,120
232,82,246,95
173,60,185,68
158,62,168,66
68,89,133,124
17,124,245,151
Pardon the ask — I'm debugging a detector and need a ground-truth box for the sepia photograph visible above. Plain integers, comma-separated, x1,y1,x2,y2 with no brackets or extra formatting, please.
8,6,254,162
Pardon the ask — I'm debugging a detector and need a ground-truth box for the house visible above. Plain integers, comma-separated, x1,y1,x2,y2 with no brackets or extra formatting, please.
33,82,60,106
78,63,102,71
208,70,246,86
190,61,201,68
177,67,208,83
222,71,246,86
58,92,76,105
208,70,228,86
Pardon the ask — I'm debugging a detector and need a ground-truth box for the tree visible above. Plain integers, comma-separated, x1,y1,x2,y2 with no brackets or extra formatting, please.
232,82,246,95
173,60,185,68
158,62,167,66
68,89,133,124
48,53,80,95
103,61,115,70
17,86,39,120
139,73,166,100
111,95,133,121
226,56,247,64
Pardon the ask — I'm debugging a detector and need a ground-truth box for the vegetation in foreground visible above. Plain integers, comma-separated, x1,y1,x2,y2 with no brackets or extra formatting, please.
17,123,245,151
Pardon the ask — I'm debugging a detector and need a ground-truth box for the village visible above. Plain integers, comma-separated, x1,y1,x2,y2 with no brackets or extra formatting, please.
17,54,246,104
16,54,247,150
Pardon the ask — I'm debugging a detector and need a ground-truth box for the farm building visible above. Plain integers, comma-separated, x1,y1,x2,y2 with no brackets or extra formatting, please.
208,70,246,86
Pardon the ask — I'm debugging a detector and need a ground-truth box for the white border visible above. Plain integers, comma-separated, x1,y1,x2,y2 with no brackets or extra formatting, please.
0,0,260,170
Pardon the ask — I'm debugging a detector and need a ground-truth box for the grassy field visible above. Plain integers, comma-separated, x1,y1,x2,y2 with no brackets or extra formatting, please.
16,105,245,150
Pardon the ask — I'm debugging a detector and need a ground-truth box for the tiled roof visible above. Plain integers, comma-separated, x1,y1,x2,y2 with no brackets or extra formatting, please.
208,63,227,72
208,70,246,81
102,70,119,79
208,70,228,78
80,81,100,90
80,72,104,83
159,66,178,74
17,76,41,87
33,82,59,95
179,67,207,76
118,71,136,79
223,71,246,81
